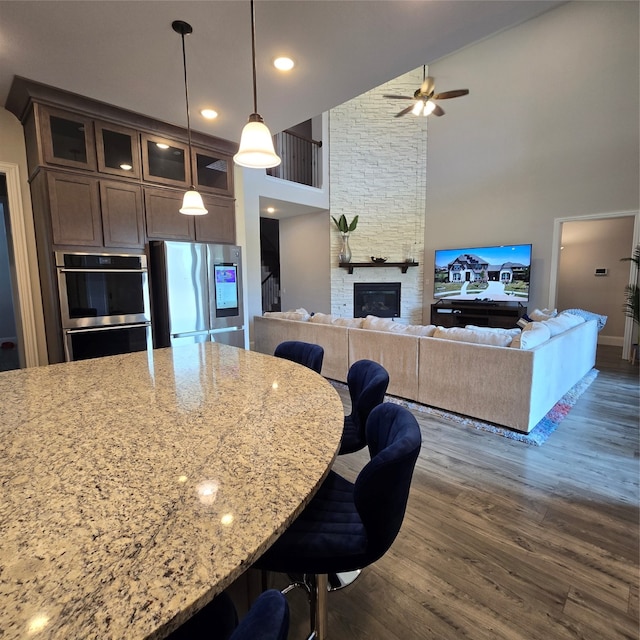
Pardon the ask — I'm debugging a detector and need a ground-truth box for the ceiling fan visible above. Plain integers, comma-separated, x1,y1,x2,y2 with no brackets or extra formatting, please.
384,67,469,117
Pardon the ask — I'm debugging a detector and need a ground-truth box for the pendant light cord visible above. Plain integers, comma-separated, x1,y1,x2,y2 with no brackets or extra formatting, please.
179,27,196,187
250,0,258,114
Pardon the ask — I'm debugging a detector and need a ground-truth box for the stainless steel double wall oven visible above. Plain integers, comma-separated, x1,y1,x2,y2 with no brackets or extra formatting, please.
55,251,152,361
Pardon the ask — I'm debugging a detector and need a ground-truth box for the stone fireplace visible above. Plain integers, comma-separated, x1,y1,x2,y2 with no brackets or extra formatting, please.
353,282,401,318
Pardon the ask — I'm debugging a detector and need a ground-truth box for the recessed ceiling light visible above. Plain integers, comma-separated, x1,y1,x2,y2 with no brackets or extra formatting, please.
119,163,133,171
200,108,218,119
156,142,170,150
274,57,295,71
266,206,275,213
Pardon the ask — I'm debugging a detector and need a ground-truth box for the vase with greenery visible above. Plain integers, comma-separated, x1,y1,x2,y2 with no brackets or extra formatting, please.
331,214,358,263
621,244,639,345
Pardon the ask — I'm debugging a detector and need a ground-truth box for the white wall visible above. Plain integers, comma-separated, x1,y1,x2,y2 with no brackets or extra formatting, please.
279,211,331,313
424,1,640,322
557,216,635,344
329,68,426,324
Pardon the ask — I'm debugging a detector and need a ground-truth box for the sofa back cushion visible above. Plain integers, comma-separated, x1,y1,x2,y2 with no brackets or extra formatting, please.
433,326,514,347
264,308,310,321
309,312,334,324
465,325,521,340
332,317,365,328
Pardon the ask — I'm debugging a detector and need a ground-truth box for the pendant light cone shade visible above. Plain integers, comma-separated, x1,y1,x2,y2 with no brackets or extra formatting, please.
180,190,208,215
172,20,207,215
234,114,281,168
233,0,281,169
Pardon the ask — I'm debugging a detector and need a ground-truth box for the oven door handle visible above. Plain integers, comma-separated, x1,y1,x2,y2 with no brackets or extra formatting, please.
64,323,150,335
58,268,147,274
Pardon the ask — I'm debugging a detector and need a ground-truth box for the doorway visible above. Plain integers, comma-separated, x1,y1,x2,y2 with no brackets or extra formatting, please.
0,176,19,370
551,211,639,360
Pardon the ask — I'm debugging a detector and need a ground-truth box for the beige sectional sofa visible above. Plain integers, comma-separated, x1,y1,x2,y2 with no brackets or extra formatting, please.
253,312,598,433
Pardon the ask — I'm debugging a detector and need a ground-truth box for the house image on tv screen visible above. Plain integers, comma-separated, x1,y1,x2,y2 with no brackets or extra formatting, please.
434,244,531,302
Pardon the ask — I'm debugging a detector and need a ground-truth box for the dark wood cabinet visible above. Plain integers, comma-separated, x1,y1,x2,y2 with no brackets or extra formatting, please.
144,187,193,241
431,302,526,329
141,134,189,188
95,121,141,179
195,194,236,244
191,146,234,196
47,171,102,247
38,105,97,172
100,181,144,248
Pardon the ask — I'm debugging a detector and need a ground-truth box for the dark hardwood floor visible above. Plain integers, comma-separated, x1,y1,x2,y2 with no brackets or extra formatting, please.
270,345,639,639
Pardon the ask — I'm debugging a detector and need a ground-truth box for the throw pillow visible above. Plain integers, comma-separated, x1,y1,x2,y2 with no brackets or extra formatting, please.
542,312,584,337
529,308,558,322
510,321,551,349
561,308,608,331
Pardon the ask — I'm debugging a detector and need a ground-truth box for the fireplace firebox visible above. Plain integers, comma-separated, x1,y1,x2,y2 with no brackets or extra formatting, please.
354,283,401,318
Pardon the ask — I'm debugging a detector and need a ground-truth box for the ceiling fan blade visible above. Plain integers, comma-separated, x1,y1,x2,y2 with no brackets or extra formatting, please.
383,95,414,100
433,89,469,100
395,104,415,118
432,104,445,117
420,76,435,95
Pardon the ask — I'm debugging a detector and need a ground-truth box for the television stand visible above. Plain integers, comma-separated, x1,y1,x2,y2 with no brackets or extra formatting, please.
431,301,526,329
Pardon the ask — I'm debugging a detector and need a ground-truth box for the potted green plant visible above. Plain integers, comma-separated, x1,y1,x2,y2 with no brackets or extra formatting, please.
331,214,358,263
621,244,639,349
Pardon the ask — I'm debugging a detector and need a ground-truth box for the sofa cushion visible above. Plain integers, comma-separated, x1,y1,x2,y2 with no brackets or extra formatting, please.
433,326,513,347
465,325,521,340
264,308,310,321
510,321,551,349
542,312,585,336
309,312,334,324
332,317,365,328
398,323,437,337
362,316,399,332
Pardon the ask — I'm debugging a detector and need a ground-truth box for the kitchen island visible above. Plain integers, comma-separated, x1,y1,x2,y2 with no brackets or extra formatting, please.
0,343,344,639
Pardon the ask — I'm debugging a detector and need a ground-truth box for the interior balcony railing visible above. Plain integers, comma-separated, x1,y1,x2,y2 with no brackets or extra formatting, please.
262,271,281,313
267,129,322,188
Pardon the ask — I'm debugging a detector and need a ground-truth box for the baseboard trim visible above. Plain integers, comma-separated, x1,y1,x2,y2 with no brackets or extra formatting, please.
598,335,623,347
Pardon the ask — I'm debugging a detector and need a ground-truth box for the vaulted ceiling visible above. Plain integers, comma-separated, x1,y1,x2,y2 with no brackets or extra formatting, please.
0,1,564,143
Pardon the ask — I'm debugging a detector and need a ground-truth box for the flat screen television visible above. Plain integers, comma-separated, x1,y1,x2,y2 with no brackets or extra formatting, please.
434,244,532,303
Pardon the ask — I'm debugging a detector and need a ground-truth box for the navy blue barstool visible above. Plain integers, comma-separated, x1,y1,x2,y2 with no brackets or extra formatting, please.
339,359,389,455
274,340,324,375
167,589,289,640
254,403,422,640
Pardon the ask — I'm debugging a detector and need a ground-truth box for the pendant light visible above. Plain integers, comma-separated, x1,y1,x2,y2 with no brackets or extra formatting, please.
172,20,208,215
233,0,281,169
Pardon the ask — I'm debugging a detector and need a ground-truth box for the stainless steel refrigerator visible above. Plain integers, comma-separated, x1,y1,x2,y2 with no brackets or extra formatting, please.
150,241,245,349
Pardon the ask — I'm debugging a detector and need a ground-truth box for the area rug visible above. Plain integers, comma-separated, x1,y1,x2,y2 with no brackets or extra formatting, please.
332,368,599,446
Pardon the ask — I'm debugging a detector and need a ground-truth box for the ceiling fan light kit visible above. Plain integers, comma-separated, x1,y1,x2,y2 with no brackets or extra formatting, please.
234,0,281,169
384,66,469,119
172,20,208,216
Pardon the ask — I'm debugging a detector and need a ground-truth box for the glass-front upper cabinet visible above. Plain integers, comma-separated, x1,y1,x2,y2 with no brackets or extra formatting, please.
191,147,233,195
37,105,96,171
141,133,189,188
95,121,141,179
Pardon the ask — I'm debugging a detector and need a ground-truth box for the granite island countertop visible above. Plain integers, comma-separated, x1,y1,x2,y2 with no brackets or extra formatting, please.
0,342,344,639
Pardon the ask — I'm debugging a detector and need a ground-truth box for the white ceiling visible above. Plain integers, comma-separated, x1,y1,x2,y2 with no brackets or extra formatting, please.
0,0,564,145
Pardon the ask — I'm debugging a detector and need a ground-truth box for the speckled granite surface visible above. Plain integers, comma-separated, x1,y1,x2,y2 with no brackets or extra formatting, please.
0,343,343,639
